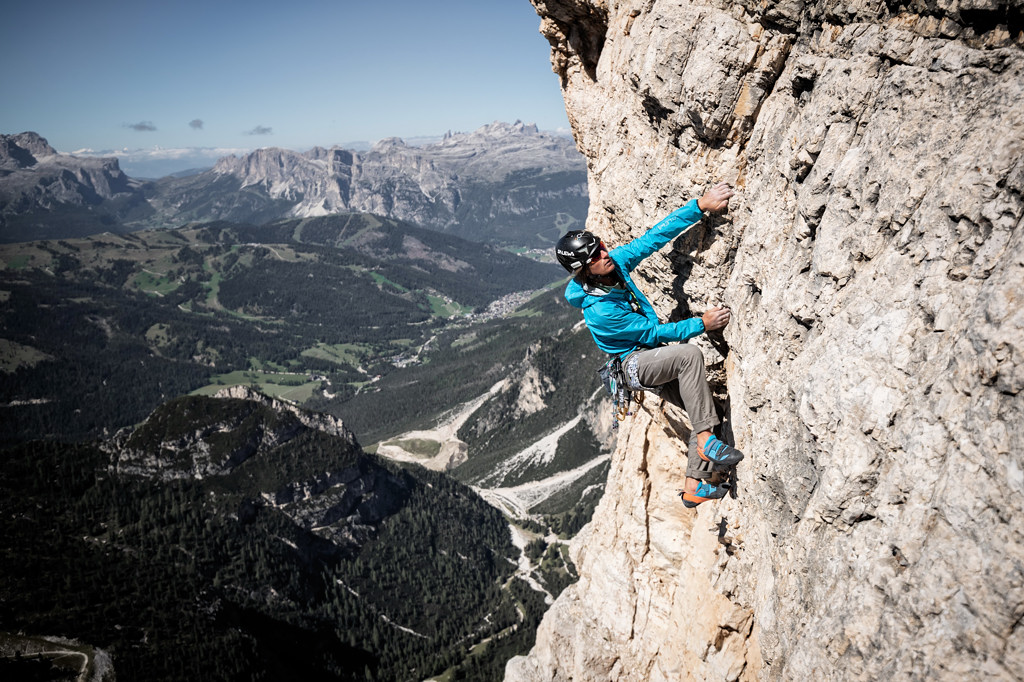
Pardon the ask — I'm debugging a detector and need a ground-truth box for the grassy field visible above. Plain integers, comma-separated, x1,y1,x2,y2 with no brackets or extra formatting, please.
133,269,180,296
554,211,578,228
381,438,442,458
301,342,371,366
204,264,222,307
427,294,473,318
0,254,33,270
191,370,321,403
369,271,409,292
0,339,52,372
144,323,171,348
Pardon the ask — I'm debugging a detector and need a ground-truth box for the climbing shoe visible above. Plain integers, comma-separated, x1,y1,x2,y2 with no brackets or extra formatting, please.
698,435,744,468
680,480,729,508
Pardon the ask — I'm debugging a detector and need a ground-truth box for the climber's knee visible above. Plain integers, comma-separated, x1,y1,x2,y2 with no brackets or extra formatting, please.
676,343,705,371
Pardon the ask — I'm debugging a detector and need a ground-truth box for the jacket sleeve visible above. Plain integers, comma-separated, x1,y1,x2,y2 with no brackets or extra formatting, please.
585,304,706,349
613,199,704,272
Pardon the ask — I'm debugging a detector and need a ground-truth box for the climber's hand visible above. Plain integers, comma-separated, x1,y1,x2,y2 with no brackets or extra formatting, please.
702,306,731,331
697,182,734,213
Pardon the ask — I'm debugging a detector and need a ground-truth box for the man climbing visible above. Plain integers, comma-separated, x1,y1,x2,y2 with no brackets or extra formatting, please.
555,182,743,508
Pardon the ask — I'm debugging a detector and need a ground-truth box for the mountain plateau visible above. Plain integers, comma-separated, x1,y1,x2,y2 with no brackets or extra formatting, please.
148,120,588,248
0,132,151,242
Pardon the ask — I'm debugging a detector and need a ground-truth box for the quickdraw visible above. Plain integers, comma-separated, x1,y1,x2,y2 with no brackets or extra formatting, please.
615,387,644,421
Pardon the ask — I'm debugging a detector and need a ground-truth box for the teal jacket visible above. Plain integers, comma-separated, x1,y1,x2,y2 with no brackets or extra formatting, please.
565,199,706,356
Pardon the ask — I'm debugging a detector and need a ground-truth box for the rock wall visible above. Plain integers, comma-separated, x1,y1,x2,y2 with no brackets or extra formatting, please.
0,132,139,218
508,1,1023,680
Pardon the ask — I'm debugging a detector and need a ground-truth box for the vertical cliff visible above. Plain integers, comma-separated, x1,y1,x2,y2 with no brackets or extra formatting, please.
508,1,1023,680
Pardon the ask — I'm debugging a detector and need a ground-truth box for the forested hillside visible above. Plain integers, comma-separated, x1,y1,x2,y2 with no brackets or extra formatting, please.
0,394,525,681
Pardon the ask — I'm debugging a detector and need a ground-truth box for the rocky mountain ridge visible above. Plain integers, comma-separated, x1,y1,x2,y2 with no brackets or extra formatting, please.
151,120,587,246
105,388,410,555
0,131,139,201
508,1,1023,680
0,132,148,240
374,320,615,527
0,122,587,247
106,386,356,480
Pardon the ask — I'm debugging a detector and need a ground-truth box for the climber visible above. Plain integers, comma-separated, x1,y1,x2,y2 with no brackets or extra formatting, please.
555,182,743,508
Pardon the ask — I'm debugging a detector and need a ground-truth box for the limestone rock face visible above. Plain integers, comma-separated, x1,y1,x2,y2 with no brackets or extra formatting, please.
0,132,140,223
509,1,1023,680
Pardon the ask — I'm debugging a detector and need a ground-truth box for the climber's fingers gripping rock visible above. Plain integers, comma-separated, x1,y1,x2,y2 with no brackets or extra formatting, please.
697,182,734,213
702,306,731,331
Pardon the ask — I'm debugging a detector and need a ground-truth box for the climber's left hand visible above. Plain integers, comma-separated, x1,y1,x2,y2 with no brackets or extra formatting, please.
702,306,731,331
698,182,734,213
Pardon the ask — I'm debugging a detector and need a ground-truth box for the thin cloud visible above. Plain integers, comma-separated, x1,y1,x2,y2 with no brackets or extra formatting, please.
72,146,253,162
125,121,157,132
189,119,204,130
245,125,273,136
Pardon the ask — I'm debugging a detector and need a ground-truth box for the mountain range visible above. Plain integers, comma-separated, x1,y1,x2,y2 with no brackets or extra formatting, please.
0,122,588,248
0,208,612,522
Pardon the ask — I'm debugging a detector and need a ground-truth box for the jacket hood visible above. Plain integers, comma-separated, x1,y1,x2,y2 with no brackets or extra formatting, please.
565,278,588,309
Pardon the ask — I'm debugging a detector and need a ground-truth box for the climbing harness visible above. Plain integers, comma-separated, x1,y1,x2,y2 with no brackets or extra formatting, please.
598,356,645,428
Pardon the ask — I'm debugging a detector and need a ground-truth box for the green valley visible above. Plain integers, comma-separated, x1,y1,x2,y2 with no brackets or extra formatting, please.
0,213,563,447
0,209,610,681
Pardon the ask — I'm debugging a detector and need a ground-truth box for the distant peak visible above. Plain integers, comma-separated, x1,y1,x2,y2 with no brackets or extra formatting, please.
252,146,292,157
475,120,540,136
0,131,58,169
373,137,407,150
514,120,540,134
10,131,57,154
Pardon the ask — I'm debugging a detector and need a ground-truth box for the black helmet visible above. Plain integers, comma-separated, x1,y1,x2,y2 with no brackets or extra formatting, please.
555,230,601,273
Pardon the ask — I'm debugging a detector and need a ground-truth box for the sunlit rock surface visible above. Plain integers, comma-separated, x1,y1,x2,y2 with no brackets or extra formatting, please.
508,1,1023,680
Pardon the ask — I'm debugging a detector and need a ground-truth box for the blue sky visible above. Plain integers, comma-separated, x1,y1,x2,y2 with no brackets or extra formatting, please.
1,0,569,174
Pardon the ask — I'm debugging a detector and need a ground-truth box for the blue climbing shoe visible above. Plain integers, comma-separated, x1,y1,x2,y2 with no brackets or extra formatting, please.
698,435,744,467
680,480,729,508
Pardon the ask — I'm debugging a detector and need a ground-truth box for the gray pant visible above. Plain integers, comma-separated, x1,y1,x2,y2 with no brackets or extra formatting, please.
624,344,720,480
